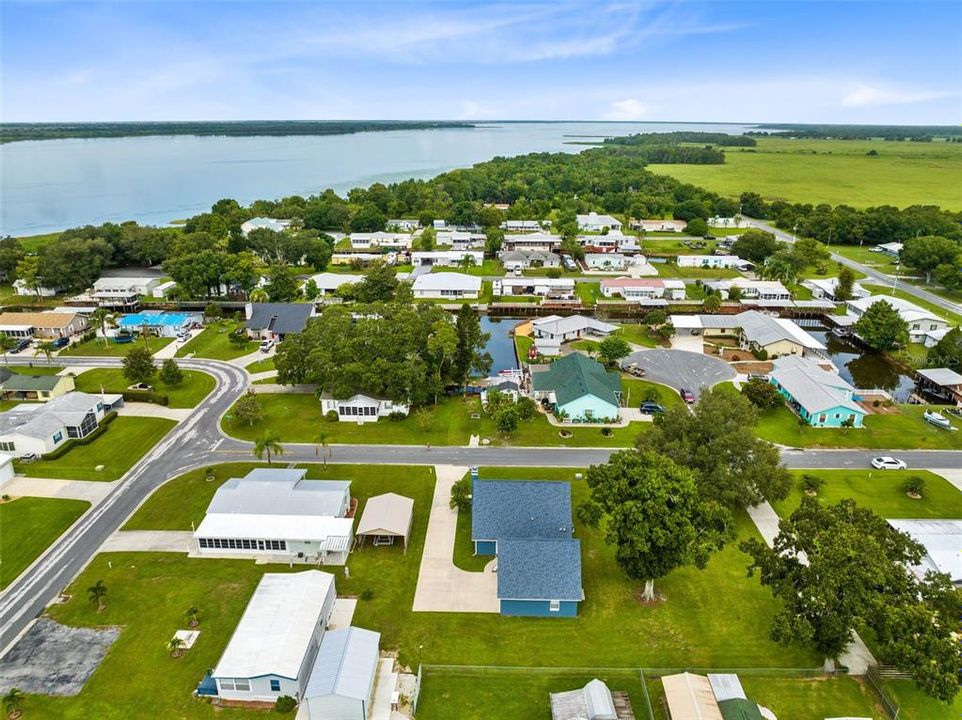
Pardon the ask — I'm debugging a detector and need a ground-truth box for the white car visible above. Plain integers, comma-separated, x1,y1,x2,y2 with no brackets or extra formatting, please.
871,456,907,470
259,339,275,353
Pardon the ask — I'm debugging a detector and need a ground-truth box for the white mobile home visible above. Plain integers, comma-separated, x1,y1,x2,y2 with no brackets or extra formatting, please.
676,255,747,269
412,272,481,299
0,392,116,458
320,393,409,423
349,232,412,250
846,295,950,345
577,212,622,232
411,251,484,268
502,233,563,252
583,253,628,271
493,277,575,299
306,273,365,296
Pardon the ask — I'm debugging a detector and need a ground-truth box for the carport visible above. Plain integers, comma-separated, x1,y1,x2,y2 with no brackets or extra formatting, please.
356,492,414,551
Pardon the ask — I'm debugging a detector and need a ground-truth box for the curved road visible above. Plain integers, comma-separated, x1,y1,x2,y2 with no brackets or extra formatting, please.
1,354,961,652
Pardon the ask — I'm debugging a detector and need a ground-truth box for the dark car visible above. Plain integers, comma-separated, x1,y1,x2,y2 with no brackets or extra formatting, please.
679,388,696,404
52,336,70,349
10,339,31,354
640,401,666,414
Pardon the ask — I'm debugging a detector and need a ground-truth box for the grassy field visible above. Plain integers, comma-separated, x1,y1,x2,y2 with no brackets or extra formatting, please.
431,259,505,277
830,245,900,271
617,323,663,348
575,281,602,307
883,680,962,720
649,137,962,209
621,377,685,409
651,263,741,279
175,320,257,360
222,393,643,447
16,417,176,480
243,356,275,373
0,497,89,588
73,367,214,408
6,365,66,375
59,336,173,357
13,231,62,252
770,469,962,520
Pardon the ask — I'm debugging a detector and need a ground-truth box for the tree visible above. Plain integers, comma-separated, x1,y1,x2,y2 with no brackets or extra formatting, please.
449,475,472,512
233,393,263,427
265,264,298,302
88,579,108,612
654,320,675,341
167,637,185,658
791,237,830,268
598,335,631,366
495,406,519,434
586,449,731,601
484,227,504,255
637,386,792,509
303,278,320,301
38,341,56,365
185,606,200,627
15,255,45,299
3,688,24,720
900,235,961,283
427,318,458,402
419,226,436,251
901,475,926,498
249,287,269,303
759,252,800,285
350,203,387,232
853,299,909,350
0,237,25,282
685,218,709,237
159,358,184,387
0,335,14,365
122,346,156,385
933,258,962,291
741,378,783,409
731,229,778,263
253,431,283,464
453,304,491,385
90,307,111,339
643,309,666,326
834,266,856,302
345,262,400,303
702,294,722,313
927,326,962,368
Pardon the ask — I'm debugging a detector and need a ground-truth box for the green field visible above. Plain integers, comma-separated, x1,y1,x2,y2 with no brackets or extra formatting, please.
883,679,962,720
175,320,257,360
649,137,962,209
73,367,214,408
243,356,275,373
0,497,90,588
16,417,176,480
60,336,173,357
12,231,62,252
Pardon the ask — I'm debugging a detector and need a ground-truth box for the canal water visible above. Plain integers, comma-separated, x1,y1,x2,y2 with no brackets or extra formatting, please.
808,329,916,401
480,316,521,375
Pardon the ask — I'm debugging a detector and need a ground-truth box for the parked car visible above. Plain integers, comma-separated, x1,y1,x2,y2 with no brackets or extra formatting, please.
640,401,666,414
625,362,646,377
513,267,523,277
10,339,31,354
259,338,274,352
871,456,907,470
52,337,69,349
679,388,695,404
747,373,769,382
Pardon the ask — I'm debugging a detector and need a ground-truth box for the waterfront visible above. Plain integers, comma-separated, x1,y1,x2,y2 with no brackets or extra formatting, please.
480,316,521,375
810,329,916,400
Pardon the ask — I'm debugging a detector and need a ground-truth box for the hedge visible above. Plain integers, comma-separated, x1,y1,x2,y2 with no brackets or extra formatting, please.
121,389,170,406
41,411,118,461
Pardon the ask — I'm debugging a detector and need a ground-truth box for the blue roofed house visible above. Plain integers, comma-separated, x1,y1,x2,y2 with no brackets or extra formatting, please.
532,353,621,422
768,355,866,428
471,479,583,617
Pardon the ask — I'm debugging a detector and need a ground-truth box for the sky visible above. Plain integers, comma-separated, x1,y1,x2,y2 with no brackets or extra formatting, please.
1,1,959,124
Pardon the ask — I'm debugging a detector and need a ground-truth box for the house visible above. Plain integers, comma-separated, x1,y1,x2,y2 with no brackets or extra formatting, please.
584,253,628,271
579,233,640,255
479,377,522,405
499,249,561,271
676,255,748,270
550,679,620,720
411,250,483,268
471,478,583,617
435,230,482,249
355,493,414,549
0,453,14,491
530,314,618,345
0,373,75,402
532,353,622,421
876,241,903,257
151,280,178,299
577,212,622,233
241,217,291,236
916,367,962,407
301,627,381,720
675,310,826,358
704,278,792,302
92,276,162,310
319,393,409,422
411,272,481,299
386,218,419,231
493,277,575,299
117,311,201,338
306,273,365,296
630,219,687,233
500,220,542,232
209,571,336,703
194,468,354,565
887,520,961,586
330,252,400,266
802,277,869,302
246,303,315,340
349,232,412,250
502,233,563,252
0,391,117,458
600,278,685,301
0,311,87,339
661,673,723,720
13,279,59,297
768,355,866,428
845,295,950,345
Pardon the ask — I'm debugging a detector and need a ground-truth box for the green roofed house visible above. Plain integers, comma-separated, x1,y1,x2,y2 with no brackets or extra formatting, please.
718,698,764,720
0,372,75,402
532,353,621,422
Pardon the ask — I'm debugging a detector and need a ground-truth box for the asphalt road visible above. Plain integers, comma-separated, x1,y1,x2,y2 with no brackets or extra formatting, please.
621,348,735,399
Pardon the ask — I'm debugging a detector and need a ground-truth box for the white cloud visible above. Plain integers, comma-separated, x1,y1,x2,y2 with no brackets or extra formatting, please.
841,84,957,108
605,98,650,121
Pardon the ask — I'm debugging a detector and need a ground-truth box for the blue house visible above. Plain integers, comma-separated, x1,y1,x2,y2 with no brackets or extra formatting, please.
471,479,584,617
768,355,866,428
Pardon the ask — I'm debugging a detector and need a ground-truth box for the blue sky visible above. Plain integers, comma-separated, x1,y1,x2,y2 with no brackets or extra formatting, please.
2,1,959,124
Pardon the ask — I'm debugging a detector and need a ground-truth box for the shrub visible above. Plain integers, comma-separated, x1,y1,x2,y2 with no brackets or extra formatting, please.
387,411,407,421
902,476,926,498
122,389,170,406
515,396,537,421
545,267,562,279
576,500,603,528
360,589,375,601
600,427,613,437
204,303,222,319
741,378,782,409
752,347,769,361
228,331,249,346
274,696,297,714
325,409,339,422
449,476,472,512
641,386,661,403
42,412,118,460
800,474,825,495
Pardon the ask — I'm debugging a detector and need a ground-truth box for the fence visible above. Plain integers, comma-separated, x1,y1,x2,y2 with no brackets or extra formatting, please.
865,666,902,719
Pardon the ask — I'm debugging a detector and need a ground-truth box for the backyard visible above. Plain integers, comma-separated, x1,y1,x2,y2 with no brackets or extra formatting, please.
174,319,257,360
59,336,173,357
73,367,215,408
15,416,176,480
0,496,90,588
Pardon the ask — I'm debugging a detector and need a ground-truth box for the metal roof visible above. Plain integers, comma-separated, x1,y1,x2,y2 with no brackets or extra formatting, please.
195,514,354,547
718,698,764,720
471,479,573,541
708,674,746,702
917,368,962,387
356,493,414,542
411,272,481,292
496,538,583,601
531,314,618,338
206,468,350,518
246,303,314,335
308,272,364,291
532,352,621,407
769,355,864,416
305,626,380,702
0,391,107,440
888,519,962,583
0,374,68,392
213,571,335,680
550,679,617,720
661,673,723,720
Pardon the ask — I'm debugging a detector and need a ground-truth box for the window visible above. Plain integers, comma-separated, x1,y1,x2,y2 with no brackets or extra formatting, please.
0,442,15,452
549,600,561,612
270,680,281,693
220,679,251,692
53,432,63,444
818,414,827,424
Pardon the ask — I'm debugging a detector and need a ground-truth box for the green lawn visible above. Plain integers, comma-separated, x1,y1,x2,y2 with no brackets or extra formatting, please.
431,259,505,277
883,679,962,720
831,244,900,271
771,470,962,520
575,281,601,307
5,365,66,375
616,324,662,348
59,336,174,357
243,356,275,373
222,393,643,447
0,497,89,589
649,137,962,209
621,377,685,409
754,403,962,450
452,498,491,573
13,230,62,252
643,238,720,256
174,320,257,360
73,367,214,408
17,417,176,480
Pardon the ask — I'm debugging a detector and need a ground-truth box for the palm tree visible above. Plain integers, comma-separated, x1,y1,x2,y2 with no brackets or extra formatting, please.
38,341,56,365
249,288,269,303
90,308,110,338
185,606,200,628
167,637,185,658
87,579,108,612
253,432,283,465
3,688,24,720
0,335,15,365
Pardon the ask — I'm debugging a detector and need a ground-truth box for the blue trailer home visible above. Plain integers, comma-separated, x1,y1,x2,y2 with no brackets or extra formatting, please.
768,355,866,428
471,479,584,617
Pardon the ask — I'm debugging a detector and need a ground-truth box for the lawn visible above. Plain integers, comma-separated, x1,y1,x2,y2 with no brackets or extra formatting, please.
883,679,962,720
621,377,685,409
0,497,90,589
59,336,174,357
515,334,534,362
831,244,900,271
13,230,62,252
222,393,643,447
616,323,662,348
243,356,275,373
651,262,741,279
754,403,962,450
174,319,257,360
5,365,66,375
575,281,601,307
431,259,505,277
771,470,962,520
649,137,962,209
16,417,176,480
73,367,214,408
643,238,720,256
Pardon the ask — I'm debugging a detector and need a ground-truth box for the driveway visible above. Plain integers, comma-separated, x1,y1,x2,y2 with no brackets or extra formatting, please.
669,332,704,353
621,348,735,399
411,465,499,613
100,530,193,553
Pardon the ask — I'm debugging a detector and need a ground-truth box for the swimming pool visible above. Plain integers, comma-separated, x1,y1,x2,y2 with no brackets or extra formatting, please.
117,312,200,331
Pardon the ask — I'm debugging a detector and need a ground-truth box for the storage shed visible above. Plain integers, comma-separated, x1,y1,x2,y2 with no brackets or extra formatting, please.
302,626,380,720
661,672,723,720
355,493,414,550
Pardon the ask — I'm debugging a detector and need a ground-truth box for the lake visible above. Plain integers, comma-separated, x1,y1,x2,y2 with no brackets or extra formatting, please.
809,329,916,400
480,316,521,375
1,121,752,236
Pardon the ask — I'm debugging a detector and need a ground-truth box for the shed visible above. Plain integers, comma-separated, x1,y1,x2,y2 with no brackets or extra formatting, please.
356,493,414,550
661,672,723,720
303,626,380,720
718,698,764,720
550,678,618,720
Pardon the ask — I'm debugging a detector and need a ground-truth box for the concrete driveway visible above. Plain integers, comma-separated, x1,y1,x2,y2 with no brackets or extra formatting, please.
622,348,735,399
412,466,499,613
669,332,704,353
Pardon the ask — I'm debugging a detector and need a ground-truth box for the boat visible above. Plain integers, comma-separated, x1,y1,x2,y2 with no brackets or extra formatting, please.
923,410,954,430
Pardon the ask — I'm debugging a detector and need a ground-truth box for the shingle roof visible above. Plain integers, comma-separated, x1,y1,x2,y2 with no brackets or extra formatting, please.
0,312,78,329
304,626,380,702
246,303,314,335
0,374,66,392
532,353,621,407
497,538,582,601
0,391,103,440
471,479,573,541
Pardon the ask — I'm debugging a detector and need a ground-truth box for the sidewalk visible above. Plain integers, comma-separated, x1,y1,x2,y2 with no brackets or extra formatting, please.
1,476,114,505
116,403,191,421
229,348,273,368
929,467,962,492
248,370,278,383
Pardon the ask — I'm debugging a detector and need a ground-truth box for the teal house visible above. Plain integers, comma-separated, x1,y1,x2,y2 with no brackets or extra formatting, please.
532,353,621,422
768,355,866,428
471,478,583,617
